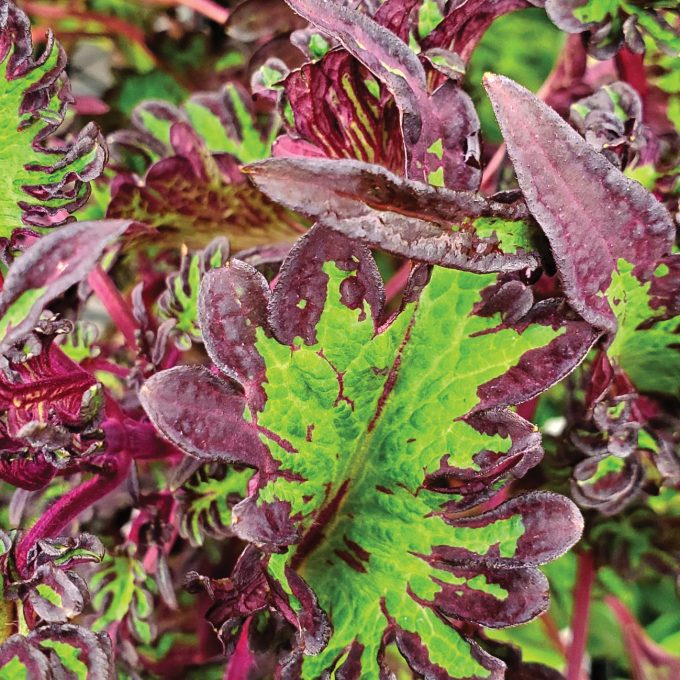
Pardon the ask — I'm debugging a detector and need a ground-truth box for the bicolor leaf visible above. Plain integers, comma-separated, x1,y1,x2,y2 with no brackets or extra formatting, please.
0,0,106,244
142,226,589,678
107,89,304,251
484,74,675,335
0,219,132,353
283,0,482,190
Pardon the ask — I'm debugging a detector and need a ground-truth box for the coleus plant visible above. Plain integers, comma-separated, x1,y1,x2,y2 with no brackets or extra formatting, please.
0,0,678,678
141,222,591,677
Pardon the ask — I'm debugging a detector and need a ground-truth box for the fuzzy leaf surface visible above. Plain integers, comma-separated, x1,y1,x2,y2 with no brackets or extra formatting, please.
142,227,588,678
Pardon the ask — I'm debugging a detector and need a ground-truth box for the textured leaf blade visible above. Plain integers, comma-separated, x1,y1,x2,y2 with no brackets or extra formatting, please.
139,365,270,468
245,157,540,273
107,91,303,251
280,50,404,173
483,74,675,334
0,1,106,242
157,237,230,349
0,624,114,680
283,0,482,190
606,258,680,395
144,227,587,678
176,463,252,547
90,554,157,644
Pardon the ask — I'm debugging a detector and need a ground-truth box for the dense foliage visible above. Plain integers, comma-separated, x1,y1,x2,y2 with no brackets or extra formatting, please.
0,0,678,678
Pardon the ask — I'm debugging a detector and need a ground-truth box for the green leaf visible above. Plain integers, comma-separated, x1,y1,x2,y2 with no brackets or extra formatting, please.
176,463,252,547
142,228,588,677
0,623,113,680
157,237,230,349
184,83,277,164
607,259,680,395
0,3,106,243
90,554,157,644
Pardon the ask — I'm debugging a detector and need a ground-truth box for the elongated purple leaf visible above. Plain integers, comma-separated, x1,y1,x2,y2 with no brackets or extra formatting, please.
484,74,675,334
422,0,530,60
245,157,540,273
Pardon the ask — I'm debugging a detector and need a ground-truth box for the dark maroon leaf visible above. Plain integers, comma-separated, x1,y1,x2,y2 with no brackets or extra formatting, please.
139,365,270,467
281,50,404,172
284,0,482,189
422,0,530,61
199,261,271,412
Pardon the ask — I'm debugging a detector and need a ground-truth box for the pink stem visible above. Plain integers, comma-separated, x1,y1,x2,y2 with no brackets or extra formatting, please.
16,451,131,576
385,261,412,304
540,611,567,656
480,143,507,195
566,551,595,680
145,0,229,23
88,266,139,351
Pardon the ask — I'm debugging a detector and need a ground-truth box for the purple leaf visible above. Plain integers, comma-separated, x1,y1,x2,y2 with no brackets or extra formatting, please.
245,157,540,273
199,260,271,412
284,0,482,189
0,220,132,353
484,74,675,334
281,50,404,172
139,365,270,468
0,339,98,436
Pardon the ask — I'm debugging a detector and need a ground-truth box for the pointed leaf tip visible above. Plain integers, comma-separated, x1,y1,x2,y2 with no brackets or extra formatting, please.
483,75,675,335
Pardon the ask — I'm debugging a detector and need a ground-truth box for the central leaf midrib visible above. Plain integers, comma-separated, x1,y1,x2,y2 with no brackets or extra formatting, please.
295,304,419,572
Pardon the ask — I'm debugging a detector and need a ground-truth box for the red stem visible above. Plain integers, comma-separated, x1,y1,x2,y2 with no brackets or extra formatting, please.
566,551,595,680
615,48,648,99
385,261,413,304
88,266,139,351
145,0,229,24
15,451,131,576
540,612,567,656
